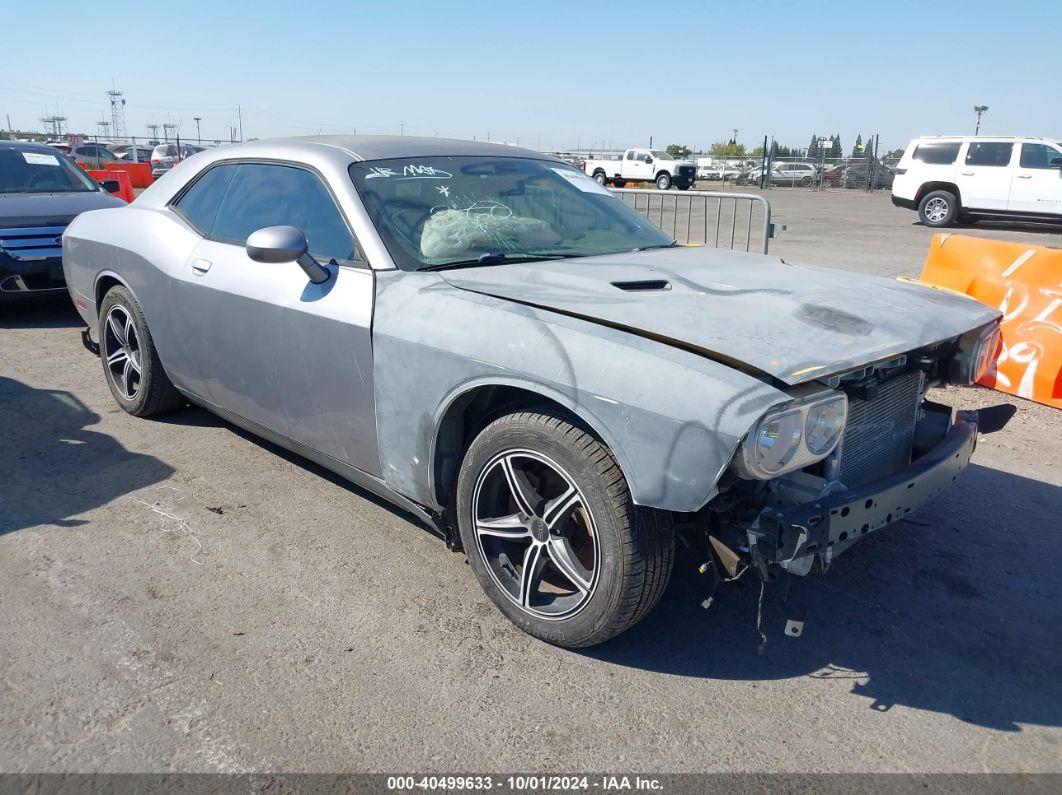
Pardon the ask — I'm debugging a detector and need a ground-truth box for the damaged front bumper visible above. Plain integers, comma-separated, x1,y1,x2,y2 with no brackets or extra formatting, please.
748,414,978,574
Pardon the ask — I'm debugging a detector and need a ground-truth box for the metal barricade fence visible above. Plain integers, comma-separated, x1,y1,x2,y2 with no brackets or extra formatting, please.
613,189,773,253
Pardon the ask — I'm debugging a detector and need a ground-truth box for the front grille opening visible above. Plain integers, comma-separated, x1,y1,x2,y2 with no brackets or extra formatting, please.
836,370,924,487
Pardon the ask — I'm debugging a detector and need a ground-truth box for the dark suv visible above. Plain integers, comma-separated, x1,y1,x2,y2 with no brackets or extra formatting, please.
0,141,125,301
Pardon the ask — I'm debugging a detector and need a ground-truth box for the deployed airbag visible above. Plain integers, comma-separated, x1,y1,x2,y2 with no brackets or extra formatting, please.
420,208,560,259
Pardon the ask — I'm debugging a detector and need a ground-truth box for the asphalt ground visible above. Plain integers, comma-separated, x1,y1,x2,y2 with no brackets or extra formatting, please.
1,190,1060,774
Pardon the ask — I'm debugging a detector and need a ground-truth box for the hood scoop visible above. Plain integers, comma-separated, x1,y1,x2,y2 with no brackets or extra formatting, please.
611,279,671,292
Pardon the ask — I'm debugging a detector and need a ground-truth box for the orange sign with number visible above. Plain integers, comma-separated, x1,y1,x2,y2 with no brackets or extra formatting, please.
919,233,1061,409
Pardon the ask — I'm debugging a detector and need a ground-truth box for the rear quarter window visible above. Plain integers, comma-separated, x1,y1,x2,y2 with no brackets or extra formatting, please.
171,164,239,235
913,142,961,165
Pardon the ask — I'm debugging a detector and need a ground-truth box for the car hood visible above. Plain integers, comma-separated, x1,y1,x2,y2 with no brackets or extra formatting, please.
0,191,125,228
439,247,1000,385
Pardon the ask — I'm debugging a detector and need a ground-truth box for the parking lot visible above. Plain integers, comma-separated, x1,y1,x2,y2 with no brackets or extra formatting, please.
2,189,1060,774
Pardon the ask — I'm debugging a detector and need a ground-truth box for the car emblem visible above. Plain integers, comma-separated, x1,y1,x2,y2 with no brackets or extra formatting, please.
54,236,63,245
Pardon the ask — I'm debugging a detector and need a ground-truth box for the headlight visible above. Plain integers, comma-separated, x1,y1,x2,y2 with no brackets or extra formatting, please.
949,322,1002,385
735,390,848,480
805,398,847,455
752,409,803,474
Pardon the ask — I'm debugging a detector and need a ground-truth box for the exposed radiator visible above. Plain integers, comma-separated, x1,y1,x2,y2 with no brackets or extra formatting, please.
838,371,924,487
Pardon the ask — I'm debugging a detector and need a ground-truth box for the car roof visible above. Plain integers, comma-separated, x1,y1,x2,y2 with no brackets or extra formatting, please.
914,135,1055,142
207,135,551,163
0,140,66,153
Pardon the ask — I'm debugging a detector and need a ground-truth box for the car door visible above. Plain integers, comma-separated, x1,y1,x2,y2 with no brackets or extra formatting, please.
627,150,653,181
176,160,381,476
956,140,1015,211
1008,142,1062,215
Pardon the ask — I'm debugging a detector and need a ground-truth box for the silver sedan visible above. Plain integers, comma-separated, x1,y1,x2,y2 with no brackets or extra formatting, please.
62,136,1000,647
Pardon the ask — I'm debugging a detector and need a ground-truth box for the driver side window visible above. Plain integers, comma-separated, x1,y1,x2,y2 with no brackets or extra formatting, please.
209,163,359,263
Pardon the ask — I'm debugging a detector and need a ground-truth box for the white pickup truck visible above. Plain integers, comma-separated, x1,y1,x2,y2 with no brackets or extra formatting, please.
582,148,697,191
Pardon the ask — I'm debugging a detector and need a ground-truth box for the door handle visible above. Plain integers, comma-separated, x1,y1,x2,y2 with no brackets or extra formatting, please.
960,171,975,176
191,258,212,274
1016,174,1032,179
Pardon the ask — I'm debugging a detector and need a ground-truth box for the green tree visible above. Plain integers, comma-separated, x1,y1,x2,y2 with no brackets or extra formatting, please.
751,145,764,157
666,144,691,157
709,141,746,157
807,133,820,161
830,134,843,158
852,134,865,157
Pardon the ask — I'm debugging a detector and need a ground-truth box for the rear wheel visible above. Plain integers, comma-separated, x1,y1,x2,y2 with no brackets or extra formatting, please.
655,172,672,191
800,175,813,187
592,171,607,185
456,409,674,648
98,285,184,417
918,189,958,227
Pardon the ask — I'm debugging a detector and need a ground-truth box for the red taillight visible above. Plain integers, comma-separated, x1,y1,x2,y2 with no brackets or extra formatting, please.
580,161,587,172
151,159,160,166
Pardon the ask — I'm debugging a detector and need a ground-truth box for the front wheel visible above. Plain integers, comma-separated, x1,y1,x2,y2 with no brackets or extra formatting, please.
918,189,958,227
98,285,185,416
655,172,672,191
456,410,674,648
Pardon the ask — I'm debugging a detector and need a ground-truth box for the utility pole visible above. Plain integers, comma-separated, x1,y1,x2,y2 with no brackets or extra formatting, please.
237,105,243,142
146,123,160,142
193,116,202,143
973,105,988,135
163,122,177,142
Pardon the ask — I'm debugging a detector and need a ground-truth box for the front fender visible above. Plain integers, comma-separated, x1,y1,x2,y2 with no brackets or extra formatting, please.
372,271,786,513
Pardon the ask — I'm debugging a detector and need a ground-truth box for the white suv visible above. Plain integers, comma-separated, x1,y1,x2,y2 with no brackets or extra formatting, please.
892,136,1062,227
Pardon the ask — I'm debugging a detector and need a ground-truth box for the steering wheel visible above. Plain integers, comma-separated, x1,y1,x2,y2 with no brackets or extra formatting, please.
379,198,433,245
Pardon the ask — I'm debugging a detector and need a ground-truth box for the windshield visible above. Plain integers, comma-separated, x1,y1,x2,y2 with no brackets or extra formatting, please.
649,150,674,160
0,149,98,193
350,156,673,271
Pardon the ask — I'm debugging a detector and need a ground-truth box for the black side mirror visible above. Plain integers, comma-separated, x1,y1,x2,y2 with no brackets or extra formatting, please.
1050,157,1062,168
100,179,121,194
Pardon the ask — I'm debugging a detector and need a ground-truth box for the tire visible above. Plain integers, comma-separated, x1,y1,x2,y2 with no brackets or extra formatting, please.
592,171,607,185
455,409,674,648
612,179,627,189
98,285,185,417
655,172,672,191
800,175,813,187
918,189,958,227
677,184,690,191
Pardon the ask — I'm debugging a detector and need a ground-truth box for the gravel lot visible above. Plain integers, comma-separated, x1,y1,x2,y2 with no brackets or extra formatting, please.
2,191,1060,774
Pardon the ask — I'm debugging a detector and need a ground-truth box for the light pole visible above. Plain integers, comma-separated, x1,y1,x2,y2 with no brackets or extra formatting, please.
193,116,202,143
974,105,988,135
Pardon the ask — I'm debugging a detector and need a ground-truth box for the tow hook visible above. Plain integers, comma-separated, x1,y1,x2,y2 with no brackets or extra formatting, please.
81,327,99,356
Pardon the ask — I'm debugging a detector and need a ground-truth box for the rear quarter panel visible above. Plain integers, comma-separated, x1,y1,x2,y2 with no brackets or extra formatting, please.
63,206,206,392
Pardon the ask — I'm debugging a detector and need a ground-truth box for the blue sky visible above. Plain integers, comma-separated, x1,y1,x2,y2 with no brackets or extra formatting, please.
2,0,1057,154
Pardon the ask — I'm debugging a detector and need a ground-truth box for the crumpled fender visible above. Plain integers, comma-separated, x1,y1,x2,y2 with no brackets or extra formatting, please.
371,270,786,513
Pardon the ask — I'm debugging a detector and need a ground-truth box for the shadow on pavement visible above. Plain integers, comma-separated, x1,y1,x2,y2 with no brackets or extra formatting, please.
0,296,82,329
589,463,1062,733
155,403,443,535
0,376,174,534
922,219,1062,236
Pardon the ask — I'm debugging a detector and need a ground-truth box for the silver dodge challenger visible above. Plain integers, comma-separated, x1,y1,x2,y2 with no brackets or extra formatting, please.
63,136,1001,647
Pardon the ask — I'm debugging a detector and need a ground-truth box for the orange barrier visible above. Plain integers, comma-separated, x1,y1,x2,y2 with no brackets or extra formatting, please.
105,160,153,188
87,169,136,203
919,233,1062,409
